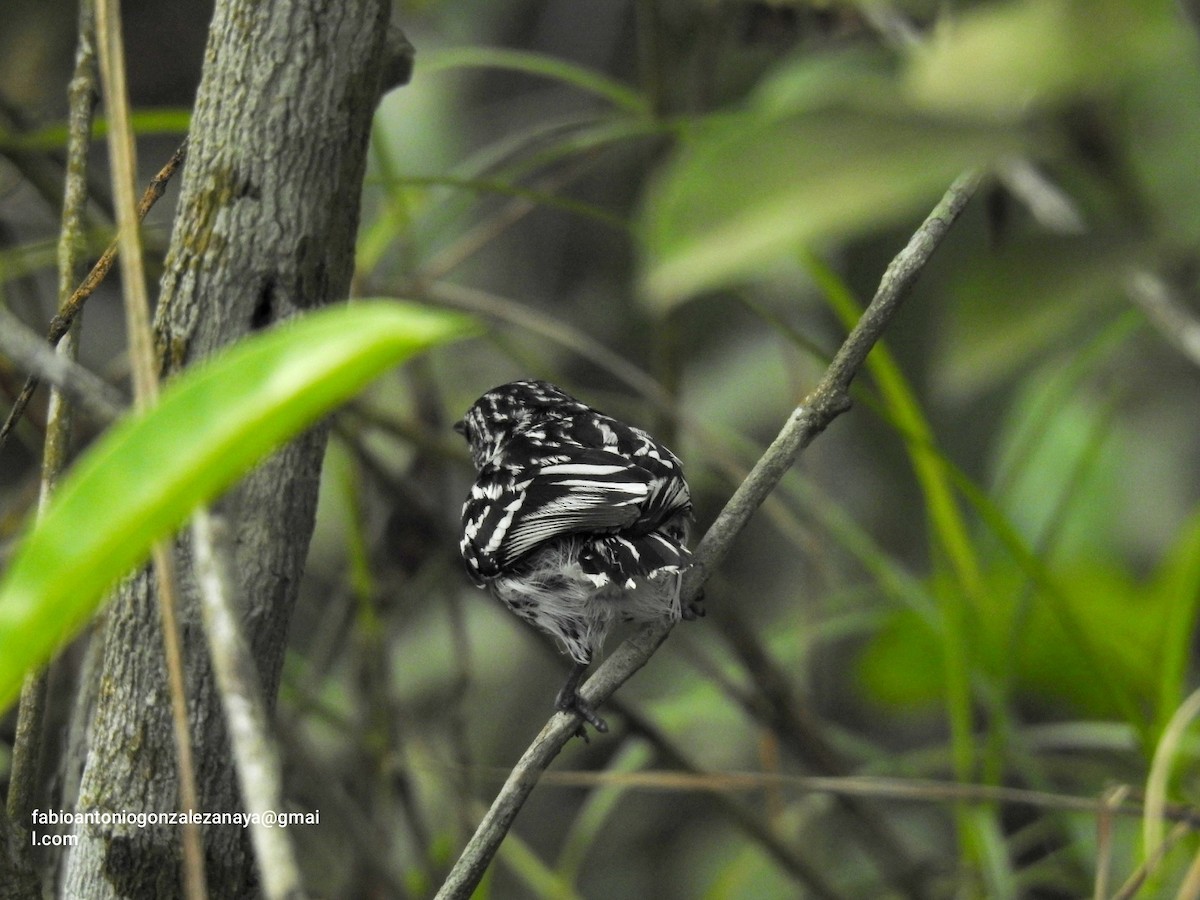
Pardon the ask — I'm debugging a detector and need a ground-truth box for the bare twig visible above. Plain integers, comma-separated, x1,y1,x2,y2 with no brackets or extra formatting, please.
5,0,100,865
1125,268,1200,369
48,138,187,345
525,769,1200,827
1094,785,1130,900
192,511,304,900
0,307,125,422
94,1,205,897
435,170,982,898
995,157,1085,235
1114,819,1193,900
0,140,186,450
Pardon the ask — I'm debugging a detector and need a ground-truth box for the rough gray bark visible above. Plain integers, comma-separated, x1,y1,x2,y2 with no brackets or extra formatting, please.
61,1,400,896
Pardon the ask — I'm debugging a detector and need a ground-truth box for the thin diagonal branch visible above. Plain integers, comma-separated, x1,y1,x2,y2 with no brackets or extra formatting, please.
1125,268,1200,369
0,140,186,450
0,306,125,423
435,170,983,899
192,511,304,900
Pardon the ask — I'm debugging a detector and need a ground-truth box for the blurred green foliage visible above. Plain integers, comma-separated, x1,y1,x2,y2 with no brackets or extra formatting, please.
5,0,1200,897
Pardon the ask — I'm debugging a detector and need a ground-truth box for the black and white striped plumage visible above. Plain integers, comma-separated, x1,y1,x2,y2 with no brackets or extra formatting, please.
456,380,693,732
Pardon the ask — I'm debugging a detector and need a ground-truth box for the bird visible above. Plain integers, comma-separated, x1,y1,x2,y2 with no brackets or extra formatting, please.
455,379,694,734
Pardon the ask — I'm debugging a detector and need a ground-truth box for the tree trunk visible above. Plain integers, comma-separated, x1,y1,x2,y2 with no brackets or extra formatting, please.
61,1,400,895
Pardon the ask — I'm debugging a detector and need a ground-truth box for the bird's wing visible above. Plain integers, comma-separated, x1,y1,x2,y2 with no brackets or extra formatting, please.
460,446,658,580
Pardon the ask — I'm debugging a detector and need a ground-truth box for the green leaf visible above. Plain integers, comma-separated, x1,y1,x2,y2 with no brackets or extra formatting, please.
0,300,477,713
0,108,192,152
640,110,1011,308
905,0,1167,119
859,560,1163,720
420,47,650,118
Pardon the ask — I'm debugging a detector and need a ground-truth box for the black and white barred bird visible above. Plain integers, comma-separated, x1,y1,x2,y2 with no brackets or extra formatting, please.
456,380,693,733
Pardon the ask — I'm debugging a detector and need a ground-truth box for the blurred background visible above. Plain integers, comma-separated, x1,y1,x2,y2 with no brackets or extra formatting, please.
4,1,1200,897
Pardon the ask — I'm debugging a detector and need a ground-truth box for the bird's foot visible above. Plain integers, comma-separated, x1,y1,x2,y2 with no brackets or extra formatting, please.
555,685,608,739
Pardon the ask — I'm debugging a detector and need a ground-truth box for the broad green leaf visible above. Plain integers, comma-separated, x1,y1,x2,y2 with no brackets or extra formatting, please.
0,300,477,712
750,47,897,121
858,561,1162,719
906,0,1168,118
639,110,1011,308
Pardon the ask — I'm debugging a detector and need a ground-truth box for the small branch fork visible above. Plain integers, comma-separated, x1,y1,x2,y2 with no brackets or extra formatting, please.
436,170,983,898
